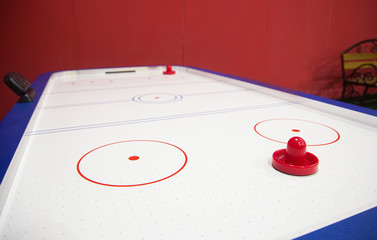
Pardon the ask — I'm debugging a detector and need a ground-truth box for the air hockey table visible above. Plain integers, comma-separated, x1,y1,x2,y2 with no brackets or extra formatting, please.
1,66,377,239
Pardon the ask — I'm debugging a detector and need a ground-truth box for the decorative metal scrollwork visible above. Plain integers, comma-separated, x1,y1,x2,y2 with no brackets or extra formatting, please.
355,41,377,53
364,71,376,85
348,71,376,85
347,64,377,86
343,82,360,99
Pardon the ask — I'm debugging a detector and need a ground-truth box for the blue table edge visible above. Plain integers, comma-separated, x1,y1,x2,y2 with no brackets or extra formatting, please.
0,66,376,239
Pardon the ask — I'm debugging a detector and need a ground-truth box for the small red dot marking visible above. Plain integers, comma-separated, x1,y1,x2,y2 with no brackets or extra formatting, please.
128,156,139,161
155,97,160,99
292,129,301,132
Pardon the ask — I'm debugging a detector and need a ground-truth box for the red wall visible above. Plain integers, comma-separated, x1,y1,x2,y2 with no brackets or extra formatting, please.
184,0,377,97
0,0,184,121
1,0,377,121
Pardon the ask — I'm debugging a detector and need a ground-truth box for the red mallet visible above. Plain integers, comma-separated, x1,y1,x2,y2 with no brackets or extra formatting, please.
163,65,175,75
272,136,318,176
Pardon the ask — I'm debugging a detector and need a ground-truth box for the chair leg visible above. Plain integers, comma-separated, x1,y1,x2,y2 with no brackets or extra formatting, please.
360,86,369,105
341,82,347,100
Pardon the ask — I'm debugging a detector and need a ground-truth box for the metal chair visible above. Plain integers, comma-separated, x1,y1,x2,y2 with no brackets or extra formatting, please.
341,39,377,105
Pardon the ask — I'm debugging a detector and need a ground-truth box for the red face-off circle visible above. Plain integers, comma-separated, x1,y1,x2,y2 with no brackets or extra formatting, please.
71,79,113,86
77,140,188,187
254,118,340,146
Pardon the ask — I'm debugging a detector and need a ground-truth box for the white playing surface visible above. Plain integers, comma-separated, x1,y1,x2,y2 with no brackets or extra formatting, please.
1,66,377,239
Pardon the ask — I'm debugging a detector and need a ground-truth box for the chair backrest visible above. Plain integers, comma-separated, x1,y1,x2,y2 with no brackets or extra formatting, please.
341,39,377,86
